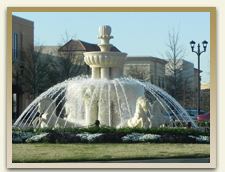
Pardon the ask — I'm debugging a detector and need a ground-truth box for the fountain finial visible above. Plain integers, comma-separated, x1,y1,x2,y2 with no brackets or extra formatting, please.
84,25,127,80
98,25,113,52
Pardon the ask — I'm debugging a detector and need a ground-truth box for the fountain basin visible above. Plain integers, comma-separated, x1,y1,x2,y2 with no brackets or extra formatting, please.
65,78,145,128
84,52,127,68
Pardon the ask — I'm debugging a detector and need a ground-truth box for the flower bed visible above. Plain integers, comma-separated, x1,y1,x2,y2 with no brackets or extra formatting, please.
12,127,210,144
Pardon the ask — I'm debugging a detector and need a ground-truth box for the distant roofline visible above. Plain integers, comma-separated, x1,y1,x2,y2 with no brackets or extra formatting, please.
126,56,168,64
13,15,34,24
34,45,60,48
58,39,121,52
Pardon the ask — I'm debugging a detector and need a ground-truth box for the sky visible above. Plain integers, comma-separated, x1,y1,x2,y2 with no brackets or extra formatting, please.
13,12,210,83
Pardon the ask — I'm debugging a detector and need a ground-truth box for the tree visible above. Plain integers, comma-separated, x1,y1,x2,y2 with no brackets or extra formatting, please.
15,46,56,99
56,50,86,81
56,32,90,81
165,29,186,103
125,65,149,81
164,29,199,108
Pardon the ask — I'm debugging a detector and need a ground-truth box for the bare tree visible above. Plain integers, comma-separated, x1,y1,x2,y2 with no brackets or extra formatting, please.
57,51,84,81
56,31,90,81
165,29,186,102
125,65,149,81
15,45,55,99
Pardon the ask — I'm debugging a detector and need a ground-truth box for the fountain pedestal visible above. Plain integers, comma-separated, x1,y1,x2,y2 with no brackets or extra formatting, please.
92,67,100,79
84,25,127,80
101,68,110,79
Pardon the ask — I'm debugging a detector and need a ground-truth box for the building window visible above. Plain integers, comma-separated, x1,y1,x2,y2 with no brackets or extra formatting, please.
13,32,18,61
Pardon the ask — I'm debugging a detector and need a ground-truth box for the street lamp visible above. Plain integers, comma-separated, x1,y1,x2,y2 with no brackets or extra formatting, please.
189,40,208,116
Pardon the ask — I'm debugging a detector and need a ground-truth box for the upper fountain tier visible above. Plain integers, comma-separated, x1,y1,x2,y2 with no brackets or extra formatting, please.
84,25,127,79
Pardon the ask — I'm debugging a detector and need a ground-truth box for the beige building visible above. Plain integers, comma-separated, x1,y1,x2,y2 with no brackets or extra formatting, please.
165,59,195,87
166,59,199,108
12,15,34,119
36,39,121,76
34,46,59,56
201,83,210,112
124,56,167,89
12,15,34,61
125,57,201,109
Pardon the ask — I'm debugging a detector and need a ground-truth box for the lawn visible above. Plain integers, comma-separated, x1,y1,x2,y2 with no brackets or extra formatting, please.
12,143,210,163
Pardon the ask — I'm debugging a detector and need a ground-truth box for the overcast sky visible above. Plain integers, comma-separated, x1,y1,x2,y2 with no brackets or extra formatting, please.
13,12,210,83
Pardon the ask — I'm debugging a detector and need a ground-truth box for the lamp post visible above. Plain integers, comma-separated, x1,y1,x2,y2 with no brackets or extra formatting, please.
190,40,208,116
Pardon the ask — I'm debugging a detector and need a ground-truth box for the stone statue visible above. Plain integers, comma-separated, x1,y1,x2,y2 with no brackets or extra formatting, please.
32,98,75,128
150,101,171,128
127,96,172,128
83,86,98,126
127,96,151,128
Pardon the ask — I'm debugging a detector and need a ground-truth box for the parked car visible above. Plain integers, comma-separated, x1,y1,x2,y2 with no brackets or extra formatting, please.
186,109,206,121
197,112,210,122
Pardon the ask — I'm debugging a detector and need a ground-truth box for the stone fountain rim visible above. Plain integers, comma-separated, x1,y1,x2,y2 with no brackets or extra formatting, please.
84,51,127,56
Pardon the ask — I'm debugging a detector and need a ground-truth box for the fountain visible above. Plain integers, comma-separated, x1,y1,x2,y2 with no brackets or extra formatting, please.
13,25,197,129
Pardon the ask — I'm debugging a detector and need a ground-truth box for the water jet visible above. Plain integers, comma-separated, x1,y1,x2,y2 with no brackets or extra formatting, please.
13,25,197,129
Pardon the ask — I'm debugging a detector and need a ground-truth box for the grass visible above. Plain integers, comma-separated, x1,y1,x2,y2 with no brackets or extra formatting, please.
12,143,210,163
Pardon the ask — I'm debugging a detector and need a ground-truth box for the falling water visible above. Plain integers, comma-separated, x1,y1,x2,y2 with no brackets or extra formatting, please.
13,25,197,129
13,76,197,129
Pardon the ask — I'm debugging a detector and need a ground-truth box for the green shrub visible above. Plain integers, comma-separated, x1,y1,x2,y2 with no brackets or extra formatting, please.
197,121,210,128
12,126,210,144
13,126,209,136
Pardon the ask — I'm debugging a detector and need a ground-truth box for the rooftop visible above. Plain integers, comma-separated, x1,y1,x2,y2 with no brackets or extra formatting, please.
13,15,34,27
125,56,167,64
58,39,121,52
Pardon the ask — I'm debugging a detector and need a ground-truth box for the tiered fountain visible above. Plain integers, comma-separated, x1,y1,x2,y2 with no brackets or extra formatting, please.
13,25,197,129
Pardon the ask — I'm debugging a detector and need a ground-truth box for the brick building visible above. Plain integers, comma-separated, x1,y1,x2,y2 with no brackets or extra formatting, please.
12,15,34,120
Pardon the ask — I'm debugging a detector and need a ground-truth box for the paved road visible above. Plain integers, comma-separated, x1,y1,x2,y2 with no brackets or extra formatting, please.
84,158,209,163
